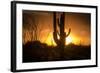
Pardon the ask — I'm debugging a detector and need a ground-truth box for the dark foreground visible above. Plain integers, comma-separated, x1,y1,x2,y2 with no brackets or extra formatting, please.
23,41,91,63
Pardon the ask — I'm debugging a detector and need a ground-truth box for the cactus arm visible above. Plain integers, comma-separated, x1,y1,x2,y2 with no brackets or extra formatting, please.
66,28,71,37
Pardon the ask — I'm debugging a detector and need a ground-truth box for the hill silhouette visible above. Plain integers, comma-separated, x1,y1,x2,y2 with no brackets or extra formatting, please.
23,41,90,63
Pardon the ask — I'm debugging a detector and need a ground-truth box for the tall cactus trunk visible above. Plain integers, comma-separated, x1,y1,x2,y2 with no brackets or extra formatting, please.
53,12,59,45
59,12,66,47
53,12,71,58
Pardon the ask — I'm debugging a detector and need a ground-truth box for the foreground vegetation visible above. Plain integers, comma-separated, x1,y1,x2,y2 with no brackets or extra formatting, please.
23,41,91,62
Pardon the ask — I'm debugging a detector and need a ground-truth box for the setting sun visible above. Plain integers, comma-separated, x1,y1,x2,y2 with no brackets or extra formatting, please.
65,36,73,45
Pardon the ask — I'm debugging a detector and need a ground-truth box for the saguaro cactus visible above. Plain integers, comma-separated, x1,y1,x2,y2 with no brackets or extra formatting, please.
53,12,71,58
53,12,71,46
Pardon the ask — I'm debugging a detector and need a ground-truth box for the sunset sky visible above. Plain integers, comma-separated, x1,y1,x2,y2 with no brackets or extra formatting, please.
23,10,91,46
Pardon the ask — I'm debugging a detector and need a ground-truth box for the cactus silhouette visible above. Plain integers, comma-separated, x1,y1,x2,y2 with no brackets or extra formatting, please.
53,12,71,58
53,12,71,46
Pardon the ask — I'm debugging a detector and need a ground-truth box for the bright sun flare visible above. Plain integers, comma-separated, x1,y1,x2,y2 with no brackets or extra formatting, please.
65,36,73,45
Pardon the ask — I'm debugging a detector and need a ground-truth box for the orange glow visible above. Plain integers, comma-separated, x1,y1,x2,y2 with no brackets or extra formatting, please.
44,32,57,46
71,36,80,45
23,30,83,46
44,33,81,46
44,32,81,46
23,12,91,46
23,29,89,46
